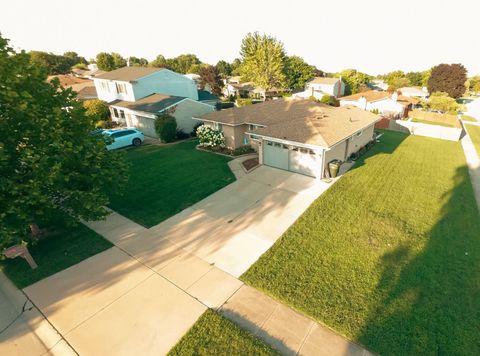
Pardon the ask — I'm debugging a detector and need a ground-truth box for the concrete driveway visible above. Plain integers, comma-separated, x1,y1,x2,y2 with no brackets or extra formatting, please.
135,165,331,277
22,165,338,355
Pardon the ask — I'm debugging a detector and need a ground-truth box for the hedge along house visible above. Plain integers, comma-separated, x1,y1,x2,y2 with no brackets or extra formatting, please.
196,98,380,178
93,66,215,137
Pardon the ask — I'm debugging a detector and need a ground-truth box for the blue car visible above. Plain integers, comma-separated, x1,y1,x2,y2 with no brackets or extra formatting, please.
102,128,145,150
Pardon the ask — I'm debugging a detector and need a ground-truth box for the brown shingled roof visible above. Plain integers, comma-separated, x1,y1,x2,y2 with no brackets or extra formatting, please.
110,93,185,113
341,90,419,106
199,98,380,148
95,66,162,82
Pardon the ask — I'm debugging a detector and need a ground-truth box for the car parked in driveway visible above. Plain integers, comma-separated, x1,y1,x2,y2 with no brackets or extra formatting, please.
102,128,144,150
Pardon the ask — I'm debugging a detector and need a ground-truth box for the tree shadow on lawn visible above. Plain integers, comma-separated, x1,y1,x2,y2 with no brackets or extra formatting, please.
357,164,480,355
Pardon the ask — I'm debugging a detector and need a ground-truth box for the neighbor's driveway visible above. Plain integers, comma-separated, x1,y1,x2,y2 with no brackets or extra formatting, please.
23,166,337,355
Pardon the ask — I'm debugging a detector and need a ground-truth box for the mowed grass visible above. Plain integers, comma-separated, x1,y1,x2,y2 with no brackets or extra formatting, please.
461,115,478,122
109,140,235,227
466,124,480,156
168,310,279,355
242,130,480,355
411,117,456,127
0,224,112,289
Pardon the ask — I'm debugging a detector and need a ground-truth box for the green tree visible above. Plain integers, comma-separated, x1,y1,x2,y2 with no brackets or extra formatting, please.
96,52,115,71
284,55,315,89
111,53,126,68
230,58,242,76
198,65,224,96
406,71,423,86
336,69,371,95
168,54,201,74
428,63,467,98
239,32,286,90
63,51,87,67
387,77,411,91
468,76,480,94
188,63,209,74
128,56,148,67
29,51,71,74
0,36,128,249
426,92,462,113
149,54,169,68
83,100,110,121
215,60,232,77
154,113,177,142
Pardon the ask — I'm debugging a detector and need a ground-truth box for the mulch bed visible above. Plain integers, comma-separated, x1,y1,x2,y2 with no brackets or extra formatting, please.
242,157,259,171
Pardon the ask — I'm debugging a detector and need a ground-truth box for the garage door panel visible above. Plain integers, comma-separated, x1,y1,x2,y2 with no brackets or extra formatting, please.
289,148,319,177
263,141,288,170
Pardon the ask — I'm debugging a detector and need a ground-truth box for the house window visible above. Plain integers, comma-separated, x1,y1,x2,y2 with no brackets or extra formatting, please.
243,136,249,145
118,109,125,119
112,107,119,118
115,82,127,95
101,81,110,92
249,124,256,131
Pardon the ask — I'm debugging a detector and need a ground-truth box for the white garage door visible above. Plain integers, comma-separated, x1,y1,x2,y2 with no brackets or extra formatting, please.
289,147,320,177
131,115,156,137
263,141,322,178
263,141,289,170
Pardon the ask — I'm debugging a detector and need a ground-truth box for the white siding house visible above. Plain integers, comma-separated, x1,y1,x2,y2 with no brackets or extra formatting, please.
339,91,418,118
293,77,345,100
93,67,198,103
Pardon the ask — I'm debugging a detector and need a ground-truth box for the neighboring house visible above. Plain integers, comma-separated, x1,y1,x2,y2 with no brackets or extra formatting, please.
109,93,215,137
294,77,345,100
370,79,389,91
72,64,106,79
93,66,199,103
222,76,284,100
196,98,380,178
399,86,429,99
48,74,98,100
339,90,418,118
94,67,215,137
198,90,220,107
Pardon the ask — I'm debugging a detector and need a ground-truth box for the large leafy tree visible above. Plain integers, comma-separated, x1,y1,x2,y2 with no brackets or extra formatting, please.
111,53,126,68
215,60,232,78
29,51,75,75
168,54,201,74
284,55,315,89
428,63,467,98
198,65,224,96
468,76,480,93
425,92,462,113
336,69,371,95
128,56,148,67
149,54,169,68
0,36,128,250
96,52,116,71
239,32,286,90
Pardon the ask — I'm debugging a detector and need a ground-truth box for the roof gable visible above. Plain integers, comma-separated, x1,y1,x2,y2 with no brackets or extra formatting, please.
95,67,163,82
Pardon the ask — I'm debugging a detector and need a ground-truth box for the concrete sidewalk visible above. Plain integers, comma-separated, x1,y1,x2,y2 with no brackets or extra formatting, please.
461,128,480,209
0,271,75,356
221,285,373,356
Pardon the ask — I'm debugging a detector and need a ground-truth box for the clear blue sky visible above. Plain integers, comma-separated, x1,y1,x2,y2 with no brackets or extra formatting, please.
1,0,479,75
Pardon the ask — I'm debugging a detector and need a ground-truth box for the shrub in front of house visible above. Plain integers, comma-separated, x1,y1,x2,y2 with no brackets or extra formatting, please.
196,125,225,147
236,98,253,107
154,113,177,143
320,94,337,106
233,145,255,156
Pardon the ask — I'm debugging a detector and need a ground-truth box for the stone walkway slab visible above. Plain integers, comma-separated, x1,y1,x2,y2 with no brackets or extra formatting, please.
220,285,373,356
0,272,76,356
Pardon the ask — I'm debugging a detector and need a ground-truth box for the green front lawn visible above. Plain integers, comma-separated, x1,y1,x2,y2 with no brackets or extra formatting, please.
108,140,235,227
411,117,456,127
242,130,480,355
168,310,279,355
461,115,478,122
466,124,480,156
1,223,112,289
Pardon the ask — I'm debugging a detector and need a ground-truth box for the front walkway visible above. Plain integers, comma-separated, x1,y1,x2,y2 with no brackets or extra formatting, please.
22,161,371,355
0,271,75,356
461,124,480,209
